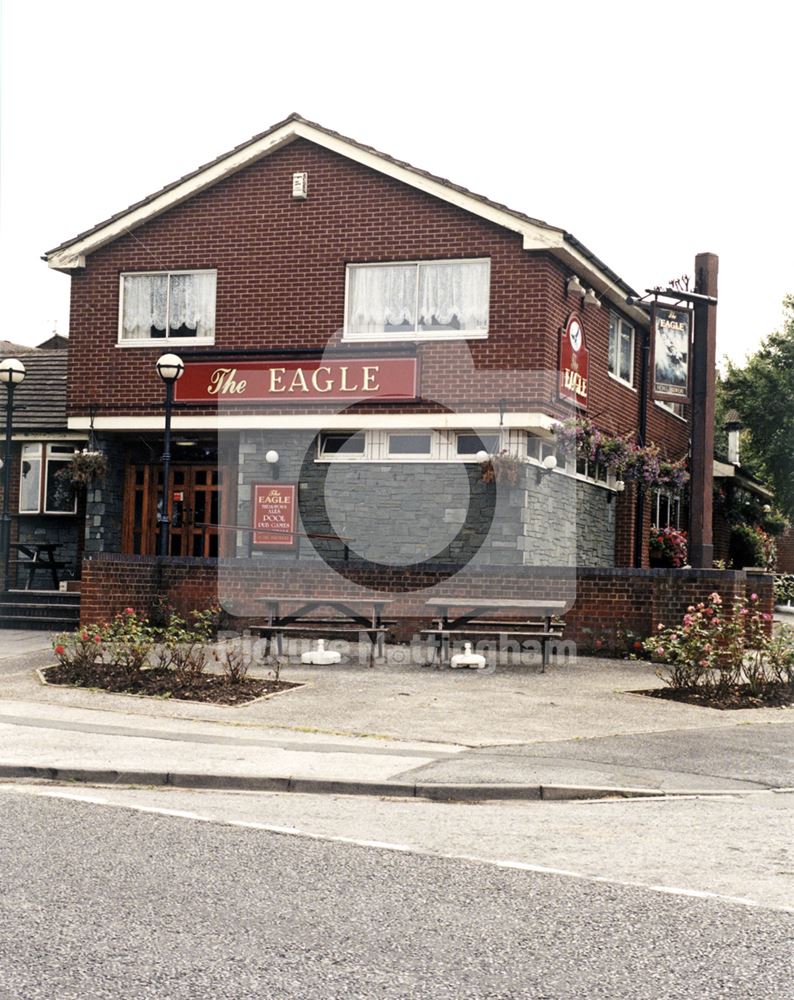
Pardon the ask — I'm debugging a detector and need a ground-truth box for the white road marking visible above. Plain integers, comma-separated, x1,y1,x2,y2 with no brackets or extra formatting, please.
2,783,791,915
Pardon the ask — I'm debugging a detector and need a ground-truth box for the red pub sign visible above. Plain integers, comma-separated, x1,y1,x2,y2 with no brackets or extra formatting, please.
175,358,418,404
253,483,297,546
558,313,589,408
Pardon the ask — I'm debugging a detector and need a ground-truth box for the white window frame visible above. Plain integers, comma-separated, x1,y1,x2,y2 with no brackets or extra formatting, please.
656,399,687,421
651,488,683,529
19,443,78,515
454,431,501,460
314,429,507,463
608,312,635,387
117,269,217,347
316,431,368,462
385,431,434,459
342,258,490,343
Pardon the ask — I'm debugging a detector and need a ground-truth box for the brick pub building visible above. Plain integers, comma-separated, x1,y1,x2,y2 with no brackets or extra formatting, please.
34,113,770,641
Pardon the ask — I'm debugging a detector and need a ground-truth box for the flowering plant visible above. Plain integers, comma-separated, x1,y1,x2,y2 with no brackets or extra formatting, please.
554,417,689,492
649,525,688,567
645,592,792,699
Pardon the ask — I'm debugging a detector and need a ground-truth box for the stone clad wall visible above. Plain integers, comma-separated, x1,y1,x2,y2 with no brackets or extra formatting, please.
234,431,616,569
83,437,126,556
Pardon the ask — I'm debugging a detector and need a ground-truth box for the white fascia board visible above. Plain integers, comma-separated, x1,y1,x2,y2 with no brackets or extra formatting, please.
46,129,298,271
546,243,648,327
713,459,735,478
47,120,625,305
68,412,559,432
13,432,88,441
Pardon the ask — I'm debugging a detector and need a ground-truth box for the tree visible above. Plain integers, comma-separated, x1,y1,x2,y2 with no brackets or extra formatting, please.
722,296,794,518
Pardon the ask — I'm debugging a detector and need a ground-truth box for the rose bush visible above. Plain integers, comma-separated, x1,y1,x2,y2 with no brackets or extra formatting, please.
645,592,793,701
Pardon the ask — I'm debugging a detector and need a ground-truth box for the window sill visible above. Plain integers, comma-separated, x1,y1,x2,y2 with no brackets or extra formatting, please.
607,372,636,392
341,331,488,344
116,338,216,349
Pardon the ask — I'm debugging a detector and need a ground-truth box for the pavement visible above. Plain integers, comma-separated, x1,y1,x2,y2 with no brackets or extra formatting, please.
0,630,793,801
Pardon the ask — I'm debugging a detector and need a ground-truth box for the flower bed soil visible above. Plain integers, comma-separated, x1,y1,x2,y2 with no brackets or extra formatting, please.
41,664,300,706
641,683,794,711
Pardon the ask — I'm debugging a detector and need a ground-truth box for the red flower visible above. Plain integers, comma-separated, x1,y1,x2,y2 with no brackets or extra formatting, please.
633,640,643,650
124,607,135,615
80,632,88,641
54,644,65,656
93,635,102,643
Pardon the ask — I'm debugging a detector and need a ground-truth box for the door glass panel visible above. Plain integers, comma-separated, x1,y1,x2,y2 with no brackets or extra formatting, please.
210,491,219,523
195,470,207,485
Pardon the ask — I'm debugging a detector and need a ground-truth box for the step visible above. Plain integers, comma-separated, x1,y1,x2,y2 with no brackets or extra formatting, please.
0,601,80,618
4,589,81,606
0,615,80,631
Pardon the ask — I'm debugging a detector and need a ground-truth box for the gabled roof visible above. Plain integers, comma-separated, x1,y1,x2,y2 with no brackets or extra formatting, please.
44,112,645,322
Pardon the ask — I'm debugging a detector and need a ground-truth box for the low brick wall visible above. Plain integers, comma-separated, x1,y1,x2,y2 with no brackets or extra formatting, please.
79,554,773,649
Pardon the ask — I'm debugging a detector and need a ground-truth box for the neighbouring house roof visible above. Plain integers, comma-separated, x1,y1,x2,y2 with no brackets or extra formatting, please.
713,457,774,500
0,340,38,355
43,113,646,323
36,333,69,351
0,351,68,433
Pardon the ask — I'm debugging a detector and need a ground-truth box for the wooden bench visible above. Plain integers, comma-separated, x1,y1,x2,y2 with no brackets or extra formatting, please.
419,625,565,671
422,598,567,672
251,597,394,668
250,623,390,668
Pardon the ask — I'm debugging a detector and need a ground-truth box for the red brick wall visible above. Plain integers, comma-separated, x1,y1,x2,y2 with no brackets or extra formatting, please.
65,139,688,451
79,554,772,649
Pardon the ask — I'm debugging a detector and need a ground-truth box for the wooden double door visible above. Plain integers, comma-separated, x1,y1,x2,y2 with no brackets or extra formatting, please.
123,464,229,557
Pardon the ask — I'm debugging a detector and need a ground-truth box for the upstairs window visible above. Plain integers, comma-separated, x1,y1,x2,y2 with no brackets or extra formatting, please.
608,313,634,385
119,270,216,343
345,259,490,341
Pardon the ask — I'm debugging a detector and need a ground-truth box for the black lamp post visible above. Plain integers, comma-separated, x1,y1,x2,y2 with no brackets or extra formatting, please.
155,353,184,557
0,358,26,587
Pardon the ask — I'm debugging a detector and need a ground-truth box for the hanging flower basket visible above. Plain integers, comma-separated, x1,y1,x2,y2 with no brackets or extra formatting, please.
53,449,109,505
63,449,109,485
480,451,524,485
554,416,689,493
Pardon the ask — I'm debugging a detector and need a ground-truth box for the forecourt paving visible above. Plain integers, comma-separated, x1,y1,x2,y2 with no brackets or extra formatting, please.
0,631,792,799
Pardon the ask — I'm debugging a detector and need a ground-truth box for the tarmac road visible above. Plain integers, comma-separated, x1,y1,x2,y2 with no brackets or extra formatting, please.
1,790,793,1000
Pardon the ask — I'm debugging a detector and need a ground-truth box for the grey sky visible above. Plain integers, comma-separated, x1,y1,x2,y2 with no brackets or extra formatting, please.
1,0,790,364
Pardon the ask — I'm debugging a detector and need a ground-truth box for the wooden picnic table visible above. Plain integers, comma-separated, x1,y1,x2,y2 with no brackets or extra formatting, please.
9,542,66,591
252,596,394,666
422,597,568,671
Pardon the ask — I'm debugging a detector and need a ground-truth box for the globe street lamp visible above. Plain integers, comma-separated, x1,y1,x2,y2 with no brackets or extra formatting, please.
155,353,184,557
0,358,26,586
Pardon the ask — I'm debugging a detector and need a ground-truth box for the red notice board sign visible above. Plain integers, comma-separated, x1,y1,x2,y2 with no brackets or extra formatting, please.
559,312,589,408
253,484,297,547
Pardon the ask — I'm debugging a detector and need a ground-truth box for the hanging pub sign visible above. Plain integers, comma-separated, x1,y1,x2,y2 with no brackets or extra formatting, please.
652,306,691,402
558,312,589,408
252,483,297,547
175,357,418,404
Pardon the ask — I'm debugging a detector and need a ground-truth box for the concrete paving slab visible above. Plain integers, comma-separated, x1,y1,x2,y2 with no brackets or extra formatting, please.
0,631,792,800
